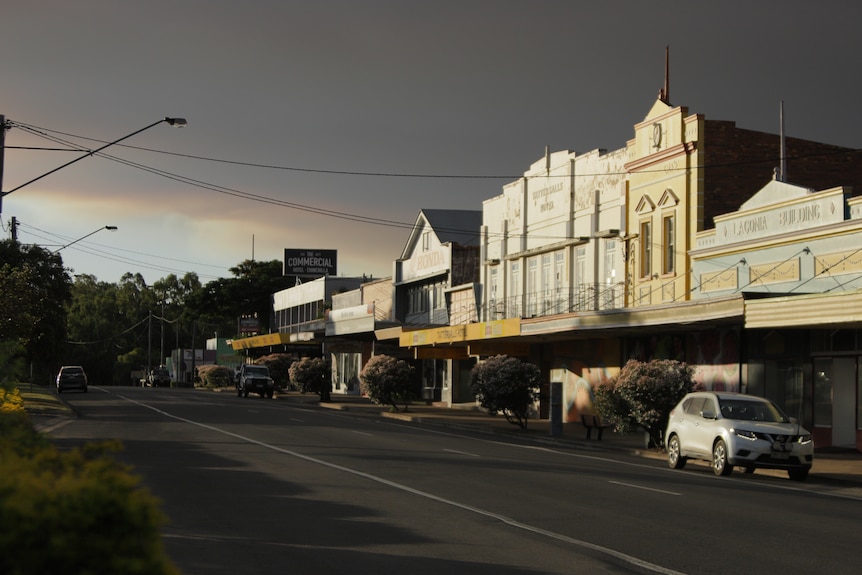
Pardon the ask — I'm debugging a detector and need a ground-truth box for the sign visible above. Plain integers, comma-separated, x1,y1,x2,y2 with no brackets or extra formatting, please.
284,249,337,277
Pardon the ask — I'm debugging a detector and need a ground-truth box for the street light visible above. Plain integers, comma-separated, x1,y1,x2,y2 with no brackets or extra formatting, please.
53,225,118,253
0,116,187,214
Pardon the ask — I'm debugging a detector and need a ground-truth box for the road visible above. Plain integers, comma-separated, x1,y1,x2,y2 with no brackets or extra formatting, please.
48,387,862,575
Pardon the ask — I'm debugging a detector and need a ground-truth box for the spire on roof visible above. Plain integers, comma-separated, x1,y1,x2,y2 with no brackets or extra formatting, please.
658,46,670,104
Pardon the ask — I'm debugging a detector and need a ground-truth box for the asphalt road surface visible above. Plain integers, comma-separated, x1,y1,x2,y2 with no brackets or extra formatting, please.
48,387,862,575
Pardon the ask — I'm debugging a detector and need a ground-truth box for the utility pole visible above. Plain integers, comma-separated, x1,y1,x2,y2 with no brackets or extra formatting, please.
0,114,6,215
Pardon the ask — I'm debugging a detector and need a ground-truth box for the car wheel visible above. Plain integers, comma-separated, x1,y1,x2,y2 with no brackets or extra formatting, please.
236,386,242,397
667,434,687,469
788,467,809,482
243,389,249,398
713,439,733,476
267,390,274,399
744,466,755,474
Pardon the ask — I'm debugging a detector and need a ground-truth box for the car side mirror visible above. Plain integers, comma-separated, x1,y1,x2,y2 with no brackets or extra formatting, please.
700,410,716,420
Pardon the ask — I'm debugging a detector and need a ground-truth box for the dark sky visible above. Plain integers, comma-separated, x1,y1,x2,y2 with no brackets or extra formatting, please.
2,0,860,283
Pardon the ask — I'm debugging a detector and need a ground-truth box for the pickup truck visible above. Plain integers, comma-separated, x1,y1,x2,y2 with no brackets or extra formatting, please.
236,364,275,398
148,367,171,388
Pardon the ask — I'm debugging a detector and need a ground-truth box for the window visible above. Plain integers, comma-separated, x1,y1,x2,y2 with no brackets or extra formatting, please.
527,257,538,316
489,266,499,317
604,239,616,282
422,231,431,251
640,221,652,278
576,247,586,285
510,261,521,316
663,215,675,274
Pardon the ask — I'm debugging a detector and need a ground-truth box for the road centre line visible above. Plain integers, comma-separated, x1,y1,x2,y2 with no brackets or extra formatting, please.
443,448,481,458
609,480,682,496
117,392,689,575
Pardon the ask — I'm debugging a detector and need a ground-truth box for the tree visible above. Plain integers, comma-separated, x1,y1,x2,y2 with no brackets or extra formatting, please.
289,357,332,401
0,239,72,384
593,358,697,448
470,355,541,429
359,354,415,412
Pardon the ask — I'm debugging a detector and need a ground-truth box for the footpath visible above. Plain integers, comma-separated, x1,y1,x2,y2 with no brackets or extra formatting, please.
25,388,862,495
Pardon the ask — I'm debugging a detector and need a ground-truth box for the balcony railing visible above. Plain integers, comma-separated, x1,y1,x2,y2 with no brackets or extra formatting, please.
487,283,625,320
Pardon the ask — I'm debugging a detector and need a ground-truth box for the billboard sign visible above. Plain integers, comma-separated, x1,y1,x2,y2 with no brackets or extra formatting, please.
284,248,337,277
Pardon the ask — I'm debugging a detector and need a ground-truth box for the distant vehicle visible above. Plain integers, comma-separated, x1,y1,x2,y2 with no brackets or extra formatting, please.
236,364,274,398
665,392,814,481
56,366,88,393
148,367,171,388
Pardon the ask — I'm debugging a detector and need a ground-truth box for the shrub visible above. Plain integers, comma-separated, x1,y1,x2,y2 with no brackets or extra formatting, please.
0,420,178,575
470,355,541,429
289,357,332,401
195,364,234,388
593,358,697,447
255,353,294,391
359,354,415,412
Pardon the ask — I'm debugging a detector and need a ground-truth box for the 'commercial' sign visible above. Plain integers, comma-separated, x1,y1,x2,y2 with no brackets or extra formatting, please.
283,248,337,277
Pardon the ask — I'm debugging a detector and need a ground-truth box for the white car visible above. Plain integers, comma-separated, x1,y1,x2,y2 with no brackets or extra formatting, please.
665,392,813,481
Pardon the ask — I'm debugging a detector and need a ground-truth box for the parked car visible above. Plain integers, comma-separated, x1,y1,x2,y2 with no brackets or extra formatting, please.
56,366,88,393
148,367,171,388
236,364,274,398
665,392,813,481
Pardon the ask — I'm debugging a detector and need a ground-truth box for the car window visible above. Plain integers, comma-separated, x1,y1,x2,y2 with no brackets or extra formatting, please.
702,397,718,416
719,399,786,423
63,367,83,375
684,397,706,416
245,366,268,375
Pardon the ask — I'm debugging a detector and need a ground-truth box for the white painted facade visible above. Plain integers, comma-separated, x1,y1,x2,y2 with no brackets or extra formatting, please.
481,147,627,320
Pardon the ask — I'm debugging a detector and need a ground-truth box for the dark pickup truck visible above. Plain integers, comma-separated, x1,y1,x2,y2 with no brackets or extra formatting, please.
148,367,171,388
236,364,274,398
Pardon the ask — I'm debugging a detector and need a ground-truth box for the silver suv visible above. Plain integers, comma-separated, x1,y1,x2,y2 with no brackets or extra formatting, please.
665,392,813,481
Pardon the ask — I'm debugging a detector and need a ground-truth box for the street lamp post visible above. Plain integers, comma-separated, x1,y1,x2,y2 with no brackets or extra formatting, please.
0,116,187,214
53,225,118,253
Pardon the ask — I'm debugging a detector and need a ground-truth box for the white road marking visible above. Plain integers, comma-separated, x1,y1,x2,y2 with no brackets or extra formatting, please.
444,448,480,458
609,480,681,496
116,392,689,575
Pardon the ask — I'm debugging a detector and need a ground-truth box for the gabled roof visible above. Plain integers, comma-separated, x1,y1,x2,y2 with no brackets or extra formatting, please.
400,209,482,259
740,179,814,211
422,209,482,246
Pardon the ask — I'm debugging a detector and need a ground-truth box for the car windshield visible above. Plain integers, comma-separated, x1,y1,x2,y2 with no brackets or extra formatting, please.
719,398,788,423
245,366,268,376
63,367,83,375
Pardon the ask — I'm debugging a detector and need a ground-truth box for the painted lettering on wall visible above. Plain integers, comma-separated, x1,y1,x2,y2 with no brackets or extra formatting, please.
733,216,767,236
778,204,820,226
532,182,563,213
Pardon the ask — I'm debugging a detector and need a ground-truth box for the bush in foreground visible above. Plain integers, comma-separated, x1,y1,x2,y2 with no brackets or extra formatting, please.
0,388,178,575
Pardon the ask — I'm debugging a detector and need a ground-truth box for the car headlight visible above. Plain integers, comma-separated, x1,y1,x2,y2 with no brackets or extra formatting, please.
797,434,812,444
733,429,758,441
